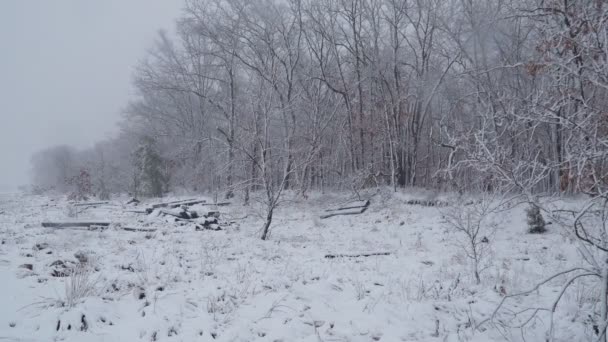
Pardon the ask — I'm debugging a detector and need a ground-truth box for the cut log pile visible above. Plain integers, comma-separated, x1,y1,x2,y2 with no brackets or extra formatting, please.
144,199,229,214
145,199,198,213
40,197,232,232
158,208,200,220
155,206,230,231
126,198,140,205
196,216,222,231
320,199,370,219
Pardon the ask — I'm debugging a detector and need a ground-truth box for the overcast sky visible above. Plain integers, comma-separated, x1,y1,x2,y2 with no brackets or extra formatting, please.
0,1,182,190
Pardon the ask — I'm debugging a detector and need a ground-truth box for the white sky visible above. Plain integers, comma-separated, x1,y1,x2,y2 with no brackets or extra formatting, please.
0,1,183,190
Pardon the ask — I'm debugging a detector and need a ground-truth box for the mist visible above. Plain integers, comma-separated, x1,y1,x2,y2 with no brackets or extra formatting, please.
0,0,181,190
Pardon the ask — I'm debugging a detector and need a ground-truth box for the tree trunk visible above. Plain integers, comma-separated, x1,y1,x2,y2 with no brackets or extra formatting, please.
601,261,608,342
260,206,274,240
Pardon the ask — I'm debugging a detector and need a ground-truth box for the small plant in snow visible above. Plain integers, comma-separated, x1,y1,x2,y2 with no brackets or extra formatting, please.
414,232,424,251
135,256,149,286
351,278,367,301
234,262,253,284
63,266,98,308
207,291,239,323
526,202,546,234
442,195,497,285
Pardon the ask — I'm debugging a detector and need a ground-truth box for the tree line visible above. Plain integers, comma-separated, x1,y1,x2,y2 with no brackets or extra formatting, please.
31,0,608,201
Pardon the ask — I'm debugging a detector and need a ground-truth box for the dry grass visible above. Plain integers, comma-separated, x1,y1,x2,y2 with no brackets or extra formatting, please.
63,266,98,307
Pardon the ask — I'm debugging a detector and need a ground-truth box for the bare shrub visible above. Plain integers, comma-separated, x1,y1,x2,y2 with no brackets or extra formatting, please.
206,283,250,323
442,195,497,284
351,277,367,301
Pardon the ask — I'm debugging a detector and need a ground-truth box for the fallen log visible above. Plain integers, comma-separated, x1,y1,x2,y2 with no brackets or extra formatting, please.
122,227,157,232
325,199,370,212
404,199,449,207
148,198,197,210
38,225,107,232
199,202,231,207
167,199,207,208
123,209,147,214
145,199,211,213
147,200,229,213
72,201,110,207
158,208,199,219
126,198,140,205
325,252,391,259
41,222,111,228
320,206,368,219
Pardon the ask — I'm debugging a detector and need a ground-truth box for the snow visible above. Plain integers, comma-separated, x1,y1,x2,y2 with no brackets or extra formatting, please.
0,190,593,341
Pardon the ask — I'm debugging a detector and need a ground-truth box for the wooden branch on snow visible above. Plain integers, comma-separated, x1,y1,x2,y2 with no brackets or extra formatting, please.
404,199,449,207
325,252,391,259
121,227,157,232
325,199,370,212
148,198,197,210
41,222,156,233
72,201,110,207
320,199,370,219
123,209,148,214
158,209,199,220
320,206,368,219
403,199,482,207
167,199,207,208
41,222,111,228
199,202,231,207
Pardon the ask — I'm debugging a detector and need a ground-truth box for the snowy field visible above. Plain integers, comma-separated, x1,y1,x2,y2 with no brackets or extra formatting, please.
0,190,593,341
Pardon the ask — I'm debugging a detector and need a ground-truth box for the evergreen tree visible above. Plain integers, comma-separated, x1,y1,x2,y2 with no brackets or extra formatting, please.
67,168,92,201
526,203,546,234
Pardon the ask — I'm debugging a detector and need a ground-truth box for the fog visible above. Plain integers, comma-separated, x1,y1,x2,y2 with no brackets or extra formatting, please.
0,0,181,190
2,2,608,340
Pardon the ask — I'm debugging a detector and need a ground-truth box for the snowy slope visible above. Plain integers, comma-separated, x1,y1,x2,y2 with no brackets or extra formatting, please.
0,190,592,341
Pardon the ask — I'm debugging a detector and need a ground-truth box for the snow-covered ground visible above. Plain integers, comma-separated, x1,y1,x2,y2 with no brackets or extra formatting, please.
0,190,594,341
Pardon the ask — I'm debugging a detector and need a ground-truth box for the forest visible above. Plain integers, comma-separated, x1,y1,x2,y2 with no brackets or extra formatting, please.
10,1,608,341
31,0,607,201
